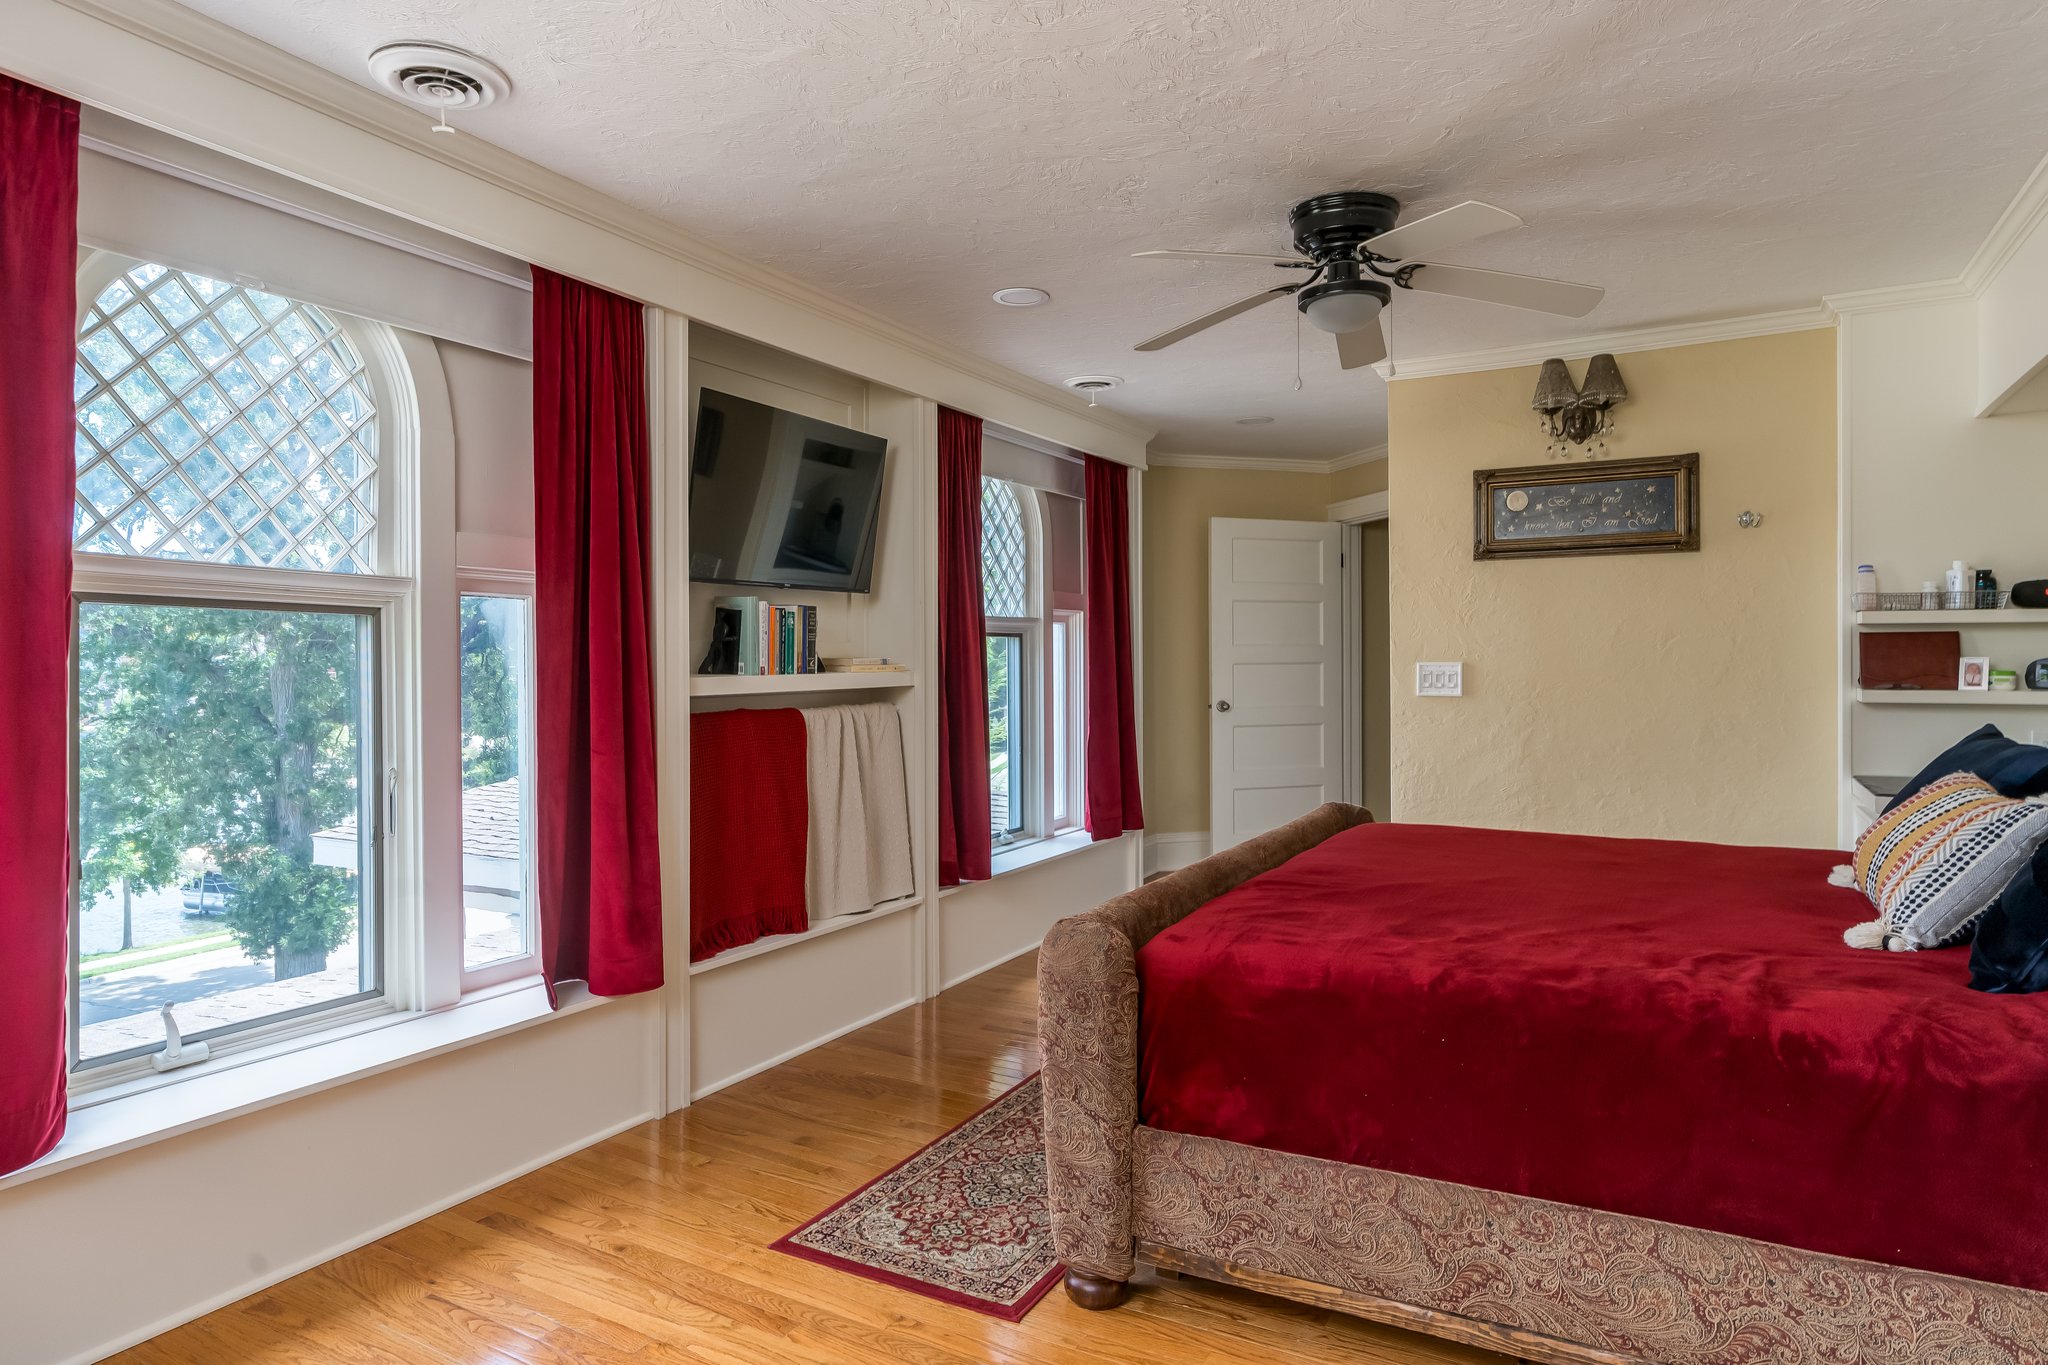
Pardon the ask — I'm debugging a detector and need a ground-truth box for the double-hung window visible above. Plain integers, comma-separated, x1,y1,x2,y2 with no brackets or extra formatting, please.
68,250,544,1092
981,462,1085,851
70,257,405,1077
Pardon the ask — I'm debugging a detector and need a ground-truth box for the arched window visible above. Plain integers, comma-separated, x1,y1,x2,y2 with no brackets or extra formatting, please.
73,261,379,572
980,477,1028,617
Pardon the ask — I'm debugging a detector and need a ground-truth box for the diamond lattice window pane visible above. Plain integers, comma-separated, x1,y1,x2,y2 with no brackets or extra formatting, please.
981,478,1028,618
147,343,202,395
72,262,378,571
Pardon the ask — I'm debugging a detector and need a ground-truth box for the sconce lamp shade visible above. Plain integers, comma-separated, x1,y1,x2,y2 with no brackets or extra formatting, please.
1578,352,1628,408
1531,357,1578,413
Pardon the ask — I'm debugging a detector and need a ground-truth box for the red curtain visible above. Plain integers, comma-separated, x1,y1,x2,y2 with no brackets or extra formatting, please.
0,77,78,1177
936,407,991,886
689,708,809,959
1083,455,1144,840
532,268,663,1001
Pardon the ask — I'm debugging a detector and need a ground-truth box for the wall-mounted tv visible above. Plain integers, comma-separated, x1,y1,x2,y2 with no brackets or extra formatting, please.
687,388,889,593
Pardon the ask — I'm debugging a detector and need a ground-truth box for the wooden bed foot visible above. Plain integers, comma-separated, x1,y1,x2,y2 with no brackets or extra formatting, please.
1063,1270,1130,1309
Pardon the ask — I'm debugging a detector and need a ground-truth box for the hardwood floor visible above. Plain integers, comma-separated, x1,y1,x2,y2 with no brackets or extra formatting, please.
111,954,1508,1365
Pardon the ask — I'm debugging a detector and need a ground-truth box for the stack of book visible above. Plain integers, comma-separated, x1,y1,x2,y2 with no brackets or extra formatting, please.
712,596,820,675
820,657,908,674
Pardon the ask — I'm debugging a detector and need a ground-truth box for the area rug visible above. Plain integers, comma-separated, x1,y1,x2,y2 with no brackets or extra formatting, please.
771,1072,1060,1321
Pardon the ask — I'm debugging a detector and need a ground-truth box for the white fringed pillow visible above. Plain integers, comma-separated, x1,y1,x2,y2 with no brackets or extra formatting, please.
1845,772,2048,951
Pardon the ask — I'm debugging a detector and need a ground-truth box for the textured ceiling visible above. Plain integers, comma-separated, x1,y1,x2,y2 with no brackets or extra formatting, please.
169,0,2048,459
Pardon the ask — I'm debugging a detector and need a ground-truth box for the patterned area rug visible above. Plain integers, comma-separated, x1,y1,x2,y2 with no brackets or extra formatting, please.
772,1073,1060,1321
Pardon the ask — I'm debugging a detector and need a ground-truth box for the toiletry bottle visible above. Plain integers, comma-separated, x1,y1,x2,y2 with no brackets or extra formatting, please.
1977,568,1999,610
1922,580,1942,610
1948,560,1972,611
1855,564,1879,609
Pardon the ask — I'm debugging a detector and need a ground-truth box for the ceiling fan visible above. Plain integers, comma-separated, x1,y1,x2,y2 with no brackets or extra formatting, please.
1131,191,1604,370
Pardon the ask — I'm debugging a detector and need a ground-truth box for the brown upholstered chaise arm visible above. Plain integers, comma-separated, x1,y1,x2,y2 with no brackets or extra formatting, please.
1038,802,1373,1306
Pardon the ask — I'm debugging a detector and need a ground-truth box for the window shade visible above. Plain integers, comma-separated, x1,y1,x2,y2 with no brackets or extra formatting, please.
77,114,530,359
983,429,1082,497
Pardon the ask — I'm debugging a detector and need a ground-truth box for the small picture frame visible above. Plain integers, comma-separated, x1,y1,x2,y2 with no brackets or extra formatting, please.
1960,656,1991,691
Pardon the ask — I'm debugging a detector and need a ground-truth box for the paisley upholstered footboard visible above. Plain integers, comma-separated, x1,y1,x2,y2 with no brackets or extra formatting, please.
1039,802,1373,1299
1036,803,2048,1364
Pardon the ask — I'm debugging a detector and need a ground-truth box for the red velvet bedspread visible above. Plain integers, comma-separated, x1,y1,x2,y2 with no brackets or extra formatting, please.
1136,822,2048,1292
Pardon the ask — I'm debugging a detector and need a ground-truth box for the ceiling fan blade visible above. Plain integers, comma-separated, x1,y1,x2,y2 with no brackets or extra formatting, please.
1132,249,1308,265
1133,286,1295,351
1360,201,1522,261
1401,262,1604,317
1335,319,1387,370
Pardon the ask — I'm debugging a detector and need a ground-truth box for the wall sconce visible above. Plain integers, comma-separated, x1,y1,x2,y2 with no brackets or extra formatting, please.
1532,353,1628,459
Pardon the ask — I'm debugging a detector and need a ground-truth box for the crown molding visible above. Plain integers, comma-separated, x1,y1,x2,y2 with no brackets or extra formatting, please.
1372,305,1836,381
29,0,1156,456
1148,452,1337,475
1962,146,2048,294
1328,444,1388,471
1822,277,1975,317
1148,446,1382,475
1825,148,2048,318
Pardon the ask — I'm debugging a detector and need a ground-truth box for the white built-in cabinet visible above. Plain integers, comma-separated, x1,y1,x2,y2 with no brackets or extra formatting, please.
656,324,1141,1104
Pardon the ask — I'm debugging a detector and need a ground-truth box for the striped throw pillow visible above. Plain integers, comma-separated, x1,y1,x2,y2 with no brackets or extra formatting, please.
1847,772,2048,951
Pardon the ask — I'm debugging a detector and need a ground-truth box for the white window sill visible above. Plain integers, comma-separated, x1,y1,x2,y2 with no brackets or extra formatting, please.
939,830,1101,897
1,977,605,1192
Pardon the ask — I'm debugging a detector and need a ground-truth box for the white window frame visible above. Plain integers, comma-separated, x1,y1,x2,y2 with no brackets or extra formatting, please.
453,566,540,991
982,478,1086,851
63,250,482,1103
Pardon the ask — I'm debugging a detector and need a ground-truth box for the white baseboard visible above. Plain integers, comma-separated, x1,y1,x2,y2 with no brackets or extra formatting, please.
66,1107,658,1365
688,995,915,1102
1143,832,1210,877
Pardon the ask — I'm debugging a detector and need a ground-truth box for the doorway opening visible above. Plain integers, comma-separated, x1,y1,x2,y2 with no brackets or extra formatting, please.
1332,491,1390,821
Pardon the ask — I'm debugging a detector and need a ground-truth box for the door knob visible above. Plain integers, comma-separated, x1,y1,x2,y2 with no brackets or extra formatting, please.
1216,700,1232,712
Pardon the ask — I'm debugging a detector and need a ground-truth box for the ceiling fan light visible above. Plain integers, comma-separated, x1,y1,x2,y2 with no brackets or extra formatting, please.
1301,285,1387,335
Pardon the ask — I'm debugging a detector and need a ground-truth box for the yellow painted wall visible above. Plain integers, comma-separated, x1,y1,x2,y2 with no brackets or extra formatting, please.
1330,457,1389,502
1142,462,1383,835
1387,329,1838,847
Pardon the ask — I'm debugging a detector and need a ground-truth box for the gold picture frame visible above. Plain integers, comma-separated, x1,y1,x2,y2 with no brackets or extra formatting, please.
1474,452,1700,561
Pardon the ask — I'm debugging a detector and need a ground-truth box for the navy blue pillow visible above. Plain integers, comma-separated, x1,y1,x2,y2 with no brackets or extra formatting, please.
1883,724,2048,815
1970,842,2048,994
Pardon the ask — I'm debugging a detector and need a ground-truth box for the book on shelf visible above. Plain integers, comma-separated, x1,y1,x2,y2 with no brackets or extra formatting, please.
709,597,826,675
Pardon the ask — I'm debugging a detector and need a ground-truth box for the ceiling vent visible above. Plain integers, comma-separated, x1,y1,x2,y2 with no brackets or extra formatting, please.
368,42,510,114
1063,375,1122,407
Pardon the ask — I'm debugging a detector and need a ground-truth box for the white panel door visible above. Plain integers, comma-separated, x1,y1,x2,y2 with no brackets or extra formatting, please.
1209,518,1345,849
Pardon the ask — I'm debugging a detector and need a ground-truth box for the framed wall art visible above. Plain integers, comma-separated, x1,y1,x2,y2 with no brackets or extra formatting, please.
1474,452,1699,561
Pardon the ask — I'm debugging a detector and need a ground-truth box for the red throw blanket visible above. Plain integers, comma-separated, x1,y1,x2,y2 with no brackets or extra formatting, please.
689,708,808,960
1137,822,2048,1292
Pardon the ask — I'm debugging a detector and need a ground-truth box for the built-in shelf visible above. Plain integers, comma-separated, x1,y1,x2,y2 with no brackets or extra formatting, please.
689,670,917,698
1855,609,2048,626
687,893,923,974
1854,688,2048,706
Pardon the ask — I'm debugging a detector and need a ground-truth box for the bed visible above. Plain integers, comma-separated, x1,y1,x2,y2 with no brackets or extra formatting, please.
1039,804,2048,1364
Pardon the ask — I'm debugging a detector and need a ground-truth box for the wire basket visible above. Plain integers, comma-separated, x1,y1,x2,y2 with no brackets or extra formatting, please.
1854,590,2010,612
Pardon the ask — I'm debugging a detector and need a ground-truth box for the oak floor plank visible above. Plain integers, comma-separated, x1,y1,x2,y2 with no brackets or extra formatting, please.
110,953,1507,1365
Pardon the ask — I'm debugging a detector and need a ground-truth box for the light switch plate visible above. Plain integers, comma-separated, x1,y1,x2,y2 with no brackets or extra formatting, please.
1416,662,1463,697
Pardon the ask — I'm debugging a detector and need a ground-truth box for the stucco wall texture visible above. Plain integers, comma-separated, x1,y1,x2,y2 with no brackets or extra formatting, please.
1387,329,1839,848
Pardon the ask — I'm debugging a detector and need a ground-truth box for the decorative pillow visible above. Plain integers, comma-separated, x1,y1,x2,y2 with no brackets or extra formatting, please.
1882,723,2048,814
1847,772,2048,951
1970,843,2048,993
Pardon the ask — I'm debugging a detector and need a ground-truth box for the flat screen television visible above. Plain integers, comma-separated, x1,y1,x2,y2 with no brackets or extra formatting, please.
687,388,889,592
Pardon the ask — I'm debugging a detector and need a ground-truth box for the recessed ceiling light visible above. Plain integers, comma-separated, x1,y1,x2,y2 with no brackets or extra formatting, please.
1234,416,1276,425
992,287,1051,308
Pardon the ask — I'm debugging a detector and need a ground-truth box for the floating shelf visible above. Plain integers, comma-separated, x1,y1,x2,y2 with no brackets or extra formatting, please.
689,670,917,697
687,894,923,975
1854,609,2048,626
1854,688,2048,706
